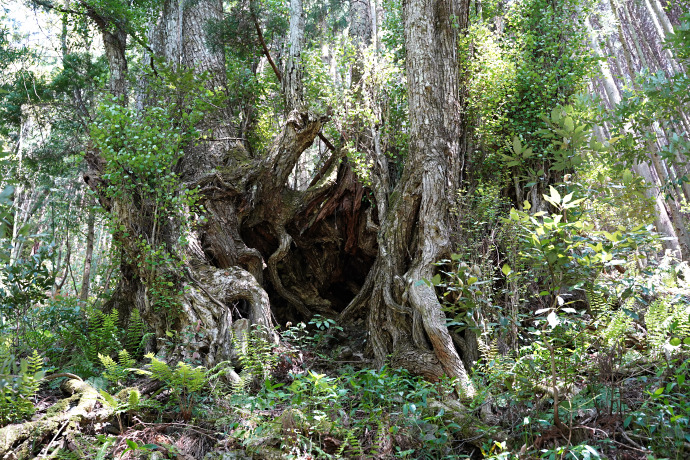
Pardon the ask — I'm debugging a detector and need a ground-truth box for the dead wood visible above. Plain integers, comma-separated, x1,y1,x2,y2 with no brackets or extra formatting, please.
0,379,108,460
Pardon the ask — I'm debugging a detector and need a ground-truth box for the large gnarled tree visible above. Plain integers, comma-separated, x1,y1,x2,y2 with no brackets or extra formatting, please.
70,0,475,393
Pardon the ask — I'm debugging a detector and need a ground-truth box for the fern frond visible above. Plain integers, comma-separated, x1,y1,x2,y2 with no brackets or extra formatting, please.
55,449,81,460
645,296,690,355
173,362,207,393
586,285,612,318
100,349,136,385
117,349,135,369
124,310,145,357
232,325,278,390
338,428,364,457
145,353,174,383
85,309,122,363
0,351,43,424
601,310,633,347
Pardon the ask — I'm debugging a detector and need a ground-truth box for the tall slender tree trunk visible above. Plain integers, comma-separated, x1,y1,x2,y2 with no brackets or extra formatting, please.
79,198,96,303
586,12,690,259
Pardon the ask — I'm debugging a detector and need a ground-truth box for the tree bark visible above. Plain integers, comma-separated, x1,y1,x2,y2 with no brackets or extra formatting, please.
350,0,373,85
340,0,476,396
79,197,96,303
284,0,305,112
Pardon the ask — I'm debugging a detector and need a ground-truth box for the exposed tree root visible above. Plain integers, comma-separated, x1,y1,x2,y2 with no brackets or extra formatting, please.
0,379,109,460
178,265,278,366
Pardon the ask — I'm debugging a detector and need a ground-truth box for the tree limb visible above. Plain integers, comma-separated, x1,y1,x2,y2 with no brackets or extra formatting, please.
250,6,335,152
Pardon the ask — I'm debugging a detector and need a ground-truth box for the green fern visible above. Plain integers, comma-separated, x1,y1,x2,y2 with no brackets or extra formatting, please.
24,351,43,396
646,296,690,355
124,310,146,357
585,285,613,318
478,336,510,376
144,354,207,394
145,353,174,383
0,350,44,425
172,361,207,394
337,428,364,458
84,310,122,364
478,337,500,365
54,449,81,460
143,354,207,418
232,325,277,393
601,310,634,348
99,349,136,386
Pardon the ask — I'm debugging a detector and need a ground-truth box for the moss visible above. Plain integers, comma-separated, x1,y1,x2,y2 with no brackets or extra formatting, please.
116,387,138,401
388,189,400,208
44,395,78,418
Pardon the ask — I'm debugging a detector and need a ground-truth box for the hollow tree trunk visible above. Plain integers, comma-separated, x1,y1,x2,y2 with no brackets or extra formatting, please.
82,0,477,385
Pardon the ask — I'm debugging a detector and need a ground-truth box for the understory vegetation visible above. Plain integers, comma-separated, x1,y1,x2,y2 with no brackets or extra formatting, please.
1,0,690,458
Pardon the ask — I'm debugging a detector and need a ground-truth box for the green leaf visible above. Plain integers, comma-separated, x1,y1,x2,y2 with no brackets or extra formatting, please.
99,390,118,408
564,116,574,132
128,389,140,407
512,136,523,155
670,337,681,346
623,415,632,428
501,264,512,276
551,107,562,123
430,274,442,285
0,185,14,199
622,170,633,185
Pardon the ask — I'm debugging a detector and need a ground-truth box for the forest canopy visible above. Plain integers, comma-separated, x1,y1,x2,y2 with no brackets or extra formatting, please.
0,0,689,458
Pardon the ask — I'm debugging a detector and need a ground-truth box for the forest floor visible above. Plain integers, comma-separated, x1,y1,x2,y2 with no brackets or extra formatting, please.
3,310,687,460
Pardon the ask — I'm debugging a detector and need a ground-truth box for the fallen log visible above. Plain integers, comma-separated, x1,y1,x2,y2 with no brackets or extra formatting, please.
0,378,109,460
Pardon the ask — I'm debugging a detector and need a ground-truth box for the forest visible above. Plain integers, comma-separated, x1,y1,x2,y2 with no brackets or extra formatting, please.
0,0,689,457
